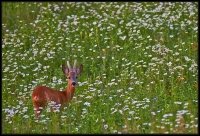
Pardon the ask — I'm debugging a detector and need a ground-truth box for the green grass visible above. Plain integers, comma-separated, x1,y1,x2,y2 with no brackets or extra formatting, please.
2,2,198,134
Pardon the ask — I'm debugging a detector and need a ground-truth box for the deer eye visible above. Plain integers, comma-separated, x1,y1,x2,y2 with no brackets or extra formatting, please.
68,77,71,79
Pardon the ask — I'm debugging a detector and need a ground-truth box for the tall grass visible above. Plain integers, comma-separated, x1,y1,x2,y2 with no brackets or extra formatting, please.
2,2,198,134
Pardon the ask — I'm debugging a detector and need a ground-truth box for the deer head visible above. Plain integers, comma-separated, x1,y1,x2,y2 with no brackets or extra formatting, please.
62,60,83,87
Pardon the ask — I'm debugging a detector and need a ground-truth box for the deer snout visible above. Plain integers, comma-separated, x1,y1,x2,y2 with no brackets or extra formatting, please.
72,82,76,86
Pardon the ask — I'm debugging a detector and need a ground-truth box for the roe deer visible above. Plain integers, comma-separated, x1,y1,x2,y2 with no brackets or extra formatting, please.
32,60,83,118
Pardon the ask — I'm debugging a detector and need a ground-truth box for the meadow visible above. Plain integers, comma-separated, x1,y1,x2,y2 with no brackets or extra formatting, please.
2,2,198,134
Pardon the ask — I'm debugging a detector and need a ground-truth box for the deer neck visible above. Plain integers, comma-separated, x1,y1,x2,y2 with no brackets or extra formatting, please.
65,84,75,102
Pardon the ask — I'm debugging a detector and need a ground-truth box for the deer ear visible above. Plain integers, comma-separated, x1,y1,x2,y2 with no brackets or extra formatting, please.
77,64,83,75
62,64,69,74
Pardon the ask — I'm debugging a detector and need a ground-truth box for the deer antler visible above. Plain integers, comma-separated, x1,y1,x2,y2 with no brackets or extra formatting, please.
67,61,71,69
73,60,77,69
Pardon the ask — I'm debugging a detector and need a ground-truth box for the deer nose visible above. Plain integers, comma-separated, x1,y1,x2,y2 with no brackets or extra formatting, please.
72,82,76,86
